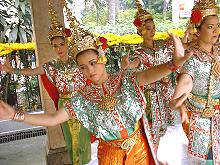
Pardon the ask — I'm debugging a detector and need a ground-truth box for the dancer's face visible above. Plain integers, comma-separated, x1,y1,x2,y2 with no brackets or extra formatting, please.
51,36,68,59
197,15,220,45
142,19,155,40
77,50,106,84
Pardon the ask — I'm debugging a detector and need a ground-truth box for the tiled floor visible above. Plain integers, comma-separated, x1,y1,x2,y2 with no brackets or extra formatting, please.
0,119,98,165
0,135,98,165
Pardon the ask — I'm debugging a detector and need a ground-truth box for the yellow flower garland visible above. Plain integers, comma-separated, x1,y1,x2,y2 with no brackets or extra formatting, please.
98,29,184,46
0,43,35,56
0,29,185,56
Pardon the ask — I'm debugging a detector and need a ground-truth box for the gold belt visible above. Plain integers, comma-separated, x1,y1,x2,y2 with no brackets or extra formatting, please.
59,92,76,99
100,127,142,150
187,105,219,118
186,96,219,118
188,93,219,106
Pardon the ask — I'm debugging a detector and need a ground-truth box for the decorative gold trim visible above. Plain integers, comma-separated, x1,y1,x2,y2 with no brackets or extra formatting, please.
191,0,219,26
48,0,66,41
186,94,219,118
202,108,215,118
59,92,76,99
98,95,118,111
99,124,142,150
135,0,153,24
188,93,219,106
212,61,220,79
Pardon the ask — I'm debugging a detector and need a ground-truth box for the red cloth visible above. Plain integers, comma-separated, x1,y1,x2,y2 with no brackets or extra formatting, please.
90,133,99,143
41,75,100,143
40,74,59,110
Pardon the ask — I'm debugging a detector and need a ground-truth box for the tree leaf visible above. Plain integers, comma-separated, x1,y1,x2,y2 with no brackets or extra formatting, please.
0,15,7,26
2,24,12,37
24,29,32,35
18,26,27,42
9,25,18,42
15,0,19,8
18,30,24,42
20,2,26,14
17,10,23,20
25,5,31,14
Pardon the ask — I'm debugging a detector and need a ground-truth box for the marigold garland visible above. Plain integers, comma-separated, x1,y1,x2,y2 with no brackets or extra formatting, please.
0,43,35,56
0,29,185,56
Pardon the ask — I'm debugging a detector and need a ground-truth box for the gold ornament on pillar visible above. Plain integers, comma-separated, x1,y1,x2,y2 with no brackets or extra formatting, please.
47,0,71,42
60,0,108,63
133,0,153,35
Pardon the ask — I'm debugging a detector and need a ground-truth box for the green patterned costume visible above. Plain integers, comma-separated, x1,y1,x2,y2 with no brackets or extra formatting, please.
43,57,91,165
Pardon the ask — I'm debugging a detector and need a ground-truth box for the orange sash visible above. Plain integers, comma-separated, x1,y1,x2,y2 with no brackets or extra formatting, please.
97,128,155,165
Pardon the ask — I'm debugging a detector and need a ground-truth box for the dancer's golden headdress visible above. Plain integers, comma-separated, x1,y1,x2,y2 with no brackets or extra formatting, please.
61,0,108,63
48,0,71,42
133,0,153,35
190,0,219,27
72,32,108,64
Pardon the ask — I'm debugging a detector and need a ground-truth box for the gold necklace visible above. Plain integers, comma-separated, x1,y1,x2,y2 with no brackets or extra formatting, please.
91,81,118,111
98,94,118,111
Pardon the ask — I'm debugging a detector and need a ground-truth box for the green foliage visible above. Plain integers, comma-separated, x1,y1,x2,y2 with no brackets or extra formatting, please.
119,0,134,10
81,0,189,34
144,0,165,13
83,8,136,34
82,0,107,25
82,7,188,35
82,7,108,25
116,8,136,24
155,19,188,32
0,0,32,43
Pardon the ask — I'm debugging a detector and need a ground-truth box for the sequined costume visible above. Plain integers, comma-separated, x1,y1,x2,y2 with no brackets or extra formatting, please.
64,70,157,165
182,45,220,164
43,57,91,165
134,39,180,143
133,39,190,165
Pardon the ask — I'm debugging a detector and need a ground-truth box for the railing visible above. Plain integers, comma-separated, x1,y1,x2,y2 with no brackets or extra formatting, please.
0,127,46,144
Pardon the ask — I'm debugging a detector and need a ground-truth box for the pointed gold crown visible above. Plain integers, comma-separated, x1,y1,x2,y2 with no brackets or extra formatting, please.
190,0,219,27
48,0,66,41
61,0,108,63
134,0,153,27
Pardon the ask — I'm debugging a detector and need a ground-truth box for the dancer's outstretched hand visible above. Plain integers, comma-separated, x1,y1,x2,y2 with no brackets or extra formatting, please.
169,33,193,67
0,101,15,120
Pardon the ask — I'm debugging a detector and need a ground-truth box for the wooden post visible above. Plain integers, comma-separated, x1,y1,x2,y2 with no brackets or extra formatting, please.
29,0,70,164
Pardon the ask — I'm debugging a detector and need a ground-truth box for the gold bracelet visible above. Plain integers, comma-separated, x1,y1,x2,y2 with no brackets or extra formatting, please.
12,111,25,122
166,60,180,72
